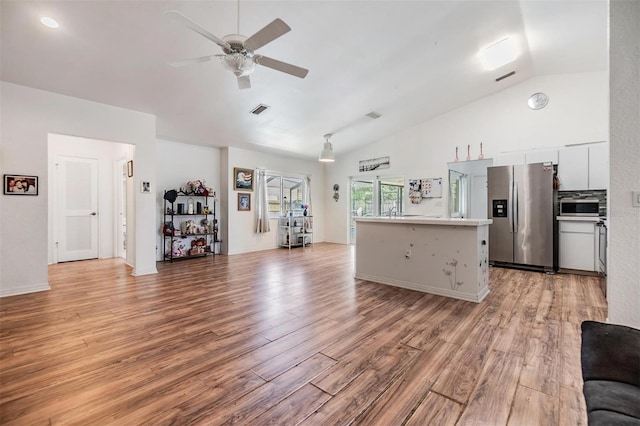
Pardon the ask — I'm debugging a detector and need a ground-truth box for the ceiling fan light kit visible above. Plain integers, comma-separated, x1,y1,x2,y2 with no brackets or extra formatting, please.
166,10,308,90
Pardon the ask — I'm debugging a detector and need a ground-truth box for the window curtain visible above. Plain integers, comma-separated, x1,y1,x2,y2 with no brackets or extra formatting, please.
255,169,270,233
306,175,312,215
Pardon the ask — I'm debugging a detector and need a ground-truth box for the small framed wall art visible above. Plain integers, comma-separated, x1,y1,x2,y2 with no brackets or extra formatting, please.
233,167,253,191
238,193,251,211
4,174,38,195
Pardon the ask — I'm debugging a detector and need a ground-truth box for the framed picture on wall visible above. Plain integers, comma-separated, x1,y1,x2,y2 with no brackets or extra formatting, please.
238,193,251,211
4,174,38,195
233,167,253,191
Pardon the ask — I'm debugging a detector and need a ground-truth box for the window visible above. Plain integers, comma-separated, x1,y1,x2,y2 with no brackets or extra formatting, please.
378,177,404,216
449,170,467,218
350,176,405,243
266,172,307,217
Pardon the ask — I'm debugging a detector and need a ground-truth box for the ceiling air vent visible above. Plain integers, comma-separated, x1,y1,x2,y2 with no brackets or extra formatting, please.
366,111,382,119
250,104,270,115
495,70,516,82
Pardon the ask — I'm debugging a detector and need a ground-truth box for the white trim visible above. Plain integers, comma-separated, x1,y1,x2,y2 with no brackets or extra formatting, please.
1,283,51,298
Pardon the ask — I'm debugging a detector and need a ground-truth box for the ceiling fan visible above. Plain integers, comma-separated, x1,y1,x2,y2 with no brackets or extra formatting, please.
166,9,309,89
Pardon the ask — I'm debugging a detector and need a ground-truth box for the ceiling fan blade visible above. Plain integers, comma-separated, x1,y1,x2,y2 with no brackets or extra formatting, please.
237,75,251,90
169,55,215,67
165,10,231,51
254,55,309,79
244,18,291,51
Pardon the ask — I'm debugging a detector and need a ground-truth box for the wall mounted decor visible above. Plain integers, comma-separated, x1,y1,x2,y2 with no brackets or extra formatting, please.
3,174,38,195
358,156,390,172
238,193,251,211
234,167,253,191
408,177,443,201
141,181,151,193
333,184,340,202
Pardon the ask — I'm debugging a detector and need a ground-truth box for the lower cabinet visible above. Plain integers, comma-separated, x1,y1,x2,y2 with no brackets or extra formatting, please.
279,216,313,249
559,219,598,272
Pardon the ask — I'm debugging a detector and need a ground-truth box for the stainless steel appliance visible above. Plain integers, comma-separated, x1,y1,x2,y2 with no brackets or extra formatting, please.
597,220,607,277
560,199,600,216
487,163,556,272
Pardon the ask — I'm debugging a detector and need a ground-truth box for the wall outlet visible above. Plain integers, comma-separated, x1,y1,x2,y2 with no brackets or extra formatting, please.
405,250,411,259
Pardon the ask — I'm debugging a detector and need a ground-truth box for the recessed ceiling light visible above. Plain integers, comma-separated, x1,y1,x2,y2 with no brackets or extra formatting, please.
480,37,517,70
40,17,59,29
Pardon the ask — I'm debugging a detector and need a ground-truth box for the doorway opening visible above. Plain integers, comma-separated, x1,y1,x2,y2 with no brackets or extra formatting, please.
48,133,134,264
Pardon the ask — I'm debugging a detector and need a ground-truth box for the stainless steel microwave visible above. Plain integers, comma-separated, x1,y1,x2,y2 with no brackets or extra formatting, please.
560,199,600,216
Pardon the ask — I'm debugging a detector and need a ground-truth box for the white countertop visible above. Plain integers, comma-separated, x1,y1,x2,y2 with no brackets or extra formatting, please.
355,217,492,226
556,216,604,222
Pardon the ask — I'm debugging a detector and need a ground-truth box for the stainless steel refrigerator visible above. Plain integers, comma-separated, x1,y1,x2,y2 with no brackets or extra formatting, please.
487,163,556,272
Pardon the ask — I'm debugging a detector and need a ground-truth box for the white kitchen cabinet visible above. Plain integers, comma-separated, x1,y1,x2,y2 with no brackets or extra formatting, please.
559,219,598,272
525,149,558,165
557,143,609,190
588,142,609,189
558,145,589,190
493,152,525,166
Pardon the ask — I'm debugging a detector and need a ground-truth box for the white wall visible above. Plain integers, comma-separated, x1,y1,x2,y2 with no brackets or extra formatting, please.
223,146,325,255
609,0,640,329
47,133,133,264
0,82,157,297
155,139,221,260
324,71,608,244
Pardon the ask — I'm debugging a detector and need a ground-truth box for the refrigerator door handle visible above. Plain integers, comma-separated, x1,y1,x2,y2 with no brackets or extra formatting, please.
508,179,514,233
513,180,519,233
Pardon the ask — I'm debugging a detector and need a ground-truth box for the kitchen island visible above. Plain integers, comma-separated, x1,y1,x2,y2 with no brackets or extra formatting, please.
354,217,492,302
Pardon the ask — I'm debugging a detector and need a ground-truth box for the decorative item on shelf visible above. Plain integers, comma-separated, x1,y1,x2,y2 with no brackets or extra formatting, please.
466,144,471,161
301,204,309,216
455,146,459,162
163,189,178,203
283,196,288,216
170,240,186,258
186,179,208,195
162,222,175,236
177,203,185,214
478,142,485,159
187,197,194,215
203,206,210,214
333,184,339,202
181,220,198,235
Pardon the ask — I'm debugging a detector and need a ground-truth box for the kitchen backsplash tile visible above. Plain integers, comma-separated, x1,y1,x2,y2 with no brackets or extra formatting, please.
558,190,607,216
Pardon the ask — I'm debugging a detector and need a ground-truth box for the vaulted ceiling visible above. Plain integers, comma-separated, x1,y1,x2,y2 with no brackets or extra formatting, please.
1,1,608,159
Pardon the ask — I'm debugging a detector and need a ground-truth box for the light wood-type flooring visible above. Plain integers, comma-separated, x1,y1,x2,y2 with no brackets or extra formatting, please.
1,243,607,425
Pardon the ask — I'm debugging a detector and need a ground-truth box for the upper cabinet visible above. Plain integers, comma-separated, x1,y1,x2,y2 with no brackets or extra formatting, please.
558,142,608,190
587,142,609,190
493,152,525,166
525,149,559,165
494,149,558,167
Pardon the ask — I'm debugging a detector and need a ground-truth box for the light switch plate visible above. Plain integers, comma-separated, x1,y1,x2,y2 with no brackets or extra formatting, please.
633,191,640,207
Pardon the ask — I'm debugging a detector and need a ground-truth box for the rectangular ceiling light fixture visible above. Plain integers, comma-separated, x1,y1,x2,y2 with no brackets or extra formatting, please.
250,104,270,115
480,37,517,70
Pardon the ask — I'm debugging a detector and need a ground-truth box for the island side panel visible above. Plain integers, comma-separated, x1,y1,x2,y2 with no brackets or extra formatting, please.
354,221,490,302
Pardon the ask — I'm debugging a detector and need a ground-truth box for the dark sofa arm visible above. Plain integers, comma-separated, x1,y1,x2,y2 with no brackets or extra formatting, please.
581,321,640,387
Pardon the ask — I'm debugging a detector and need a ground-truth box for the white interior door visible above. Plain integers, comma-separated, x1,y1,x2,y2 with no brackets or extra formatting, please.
57,156,99,262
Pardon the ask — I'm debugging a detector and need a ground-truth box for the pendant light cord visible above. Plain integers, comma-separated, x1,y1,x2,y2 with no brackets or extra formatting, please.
237,0,240,34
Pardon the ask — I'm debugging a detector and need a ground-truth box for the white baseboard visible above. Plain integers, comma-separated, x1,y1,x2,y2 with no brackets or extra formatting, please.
0,282,51,298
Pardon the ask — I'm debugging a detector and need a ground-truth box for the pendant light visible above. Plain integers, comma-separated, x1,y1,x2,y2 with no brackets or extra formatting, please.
319,133,335,162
